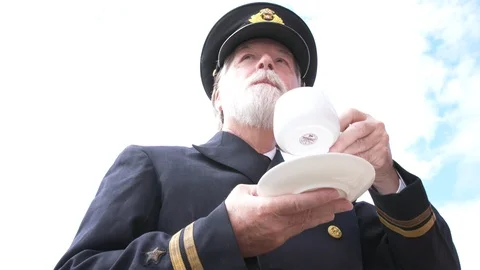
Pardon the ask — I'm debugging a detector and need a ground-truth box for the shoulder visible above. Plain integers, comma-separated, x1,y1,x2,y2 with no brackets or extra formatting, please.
117,144,196,156
114,144,201,166
133,144,198,159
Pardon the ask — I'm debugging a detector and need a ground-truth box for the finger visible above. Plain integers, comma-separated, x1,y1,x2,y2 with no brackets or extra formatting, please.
356,140,391,169
339,108,369,132
307,199,353,225
296,199,352,225
287,199,353,234
342,127,383,155
333,199,354,213
313,199,353,215
233,183,258,196
330,121,376,153
270,188,341,215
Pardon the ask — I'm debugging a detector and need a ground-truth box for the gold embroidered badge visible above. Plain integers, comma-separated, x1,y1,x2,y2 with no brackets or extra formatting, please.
248,8,284,25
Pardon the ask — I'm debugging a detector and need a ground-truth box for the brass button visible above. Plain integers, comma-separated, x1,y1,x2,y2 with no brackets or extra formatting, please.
328,225,342,239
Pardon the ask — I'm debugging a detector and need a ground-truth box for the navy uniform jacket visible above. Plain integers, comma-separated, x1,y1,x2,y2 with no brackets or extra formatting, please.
55,131,460,270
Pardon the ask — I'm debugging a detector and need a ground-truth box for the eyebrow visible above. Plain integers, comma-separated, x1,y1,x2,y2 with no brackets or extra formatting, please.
278,49,293,58
235,44,250,53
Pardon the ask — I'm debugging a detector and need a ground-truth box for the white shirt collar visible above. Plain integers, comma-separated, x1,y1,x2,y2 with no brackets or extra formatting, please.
263,148,277,160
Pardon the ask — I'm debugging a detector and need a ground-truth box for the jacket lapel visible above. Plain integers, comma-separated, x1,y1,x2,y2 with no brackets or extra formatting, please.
192,131,273,183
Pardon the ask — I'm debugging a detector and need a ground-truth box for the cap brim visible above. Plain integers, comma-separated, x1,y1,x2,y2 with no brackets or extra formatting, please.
218,22,311,79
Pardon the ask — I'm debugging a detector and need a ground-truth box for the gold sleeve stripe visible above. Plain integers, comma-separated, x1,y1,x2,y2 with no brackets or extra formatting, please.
169,230,187,270
379,212,437,238
184,222,204,270
376,205,432,229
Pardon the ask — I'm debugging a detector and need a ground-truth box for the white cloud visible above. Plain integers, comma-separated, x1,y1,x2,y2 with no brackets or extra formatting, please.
0,0,478,269
424,0,480,199
437,199,480,270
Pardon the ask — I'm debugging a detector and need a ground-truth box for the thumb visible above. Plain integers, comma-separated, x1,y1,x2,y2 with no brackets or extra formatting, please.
233,183,258,196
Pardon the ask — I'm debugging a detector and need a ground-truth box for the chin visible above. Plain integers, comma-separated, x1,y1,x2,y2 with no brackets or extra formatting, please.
230,104,275,130
224,84,283,129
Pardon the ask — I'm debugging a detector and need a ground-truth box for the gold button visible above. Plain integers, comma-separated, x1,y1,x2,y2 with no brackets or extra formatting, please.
328,225,342,239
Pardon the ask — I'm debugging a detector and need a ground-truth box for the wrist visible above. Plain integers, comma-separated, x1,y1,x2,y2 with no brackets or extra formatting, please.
194,202,247,269
373,168,399,195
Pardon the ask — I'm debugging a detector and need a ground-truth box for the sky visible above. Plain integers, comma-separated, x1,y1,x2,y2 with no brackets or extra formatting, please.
0,0,478,269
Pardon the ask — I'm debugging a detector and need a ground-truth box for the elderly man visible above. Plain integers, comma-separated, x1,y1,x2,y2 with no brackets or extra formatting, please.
55,2,460,270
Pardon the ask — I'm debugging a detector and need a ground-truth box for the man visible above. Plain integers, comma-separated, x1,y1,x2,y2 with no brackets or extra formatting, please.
55,2,460,270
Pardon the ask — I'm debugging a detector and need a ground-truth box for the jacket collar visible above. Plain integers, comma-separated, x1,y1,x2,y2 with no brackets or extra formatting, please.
193,131,284,183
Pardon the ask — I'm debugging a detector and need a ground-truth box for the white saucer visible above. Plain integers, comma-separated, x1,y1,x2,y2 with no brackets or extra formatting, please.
257,153,376,202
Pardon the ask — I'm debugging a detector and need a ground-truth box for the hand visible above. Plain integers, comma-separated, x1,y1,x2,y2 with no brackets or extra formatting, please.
224,184,353,258
329,108,399,194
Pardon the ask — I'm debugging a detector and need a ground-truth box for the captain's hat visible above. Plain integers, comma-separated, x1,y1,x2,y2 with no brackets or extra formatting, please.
200,2,318,99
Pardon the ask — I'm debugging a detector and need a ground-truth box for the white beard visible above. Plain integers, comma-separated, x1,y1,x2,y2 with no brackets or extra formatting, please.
220,70,287,129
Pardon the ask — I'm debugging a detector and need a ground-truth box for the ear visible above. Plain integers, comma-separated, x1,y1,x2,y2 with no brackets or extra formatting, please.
216,100,223,113
212,90,222,112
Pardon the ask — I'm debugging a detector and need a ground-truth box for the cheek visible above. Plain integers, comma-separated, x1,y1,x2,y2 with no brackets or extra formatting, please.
227,68,252,86
279,73,300,90
240,68,257,80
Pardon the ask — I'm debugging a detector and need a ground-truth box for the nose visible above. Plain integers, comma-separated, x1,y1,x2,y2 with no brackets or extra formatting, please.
256,54,274,71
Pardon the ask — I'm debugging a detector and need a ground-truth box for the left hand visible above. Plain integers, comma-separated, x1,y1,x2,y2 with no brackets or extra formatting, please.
329,108,399,194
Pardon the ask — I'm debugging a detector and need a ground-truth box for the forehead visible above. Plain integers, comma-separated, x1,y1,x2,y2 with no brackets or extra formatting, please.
233,38,293,56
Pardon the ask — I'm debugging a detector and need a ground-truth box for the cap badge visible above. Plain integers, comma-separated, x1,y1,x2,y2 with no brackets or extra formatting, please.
249,8,284,25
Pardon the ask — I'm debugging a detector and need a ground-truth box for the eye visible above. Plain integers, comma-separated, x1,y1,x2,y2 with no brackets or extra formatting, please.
241,54,254,61
276,58,288,65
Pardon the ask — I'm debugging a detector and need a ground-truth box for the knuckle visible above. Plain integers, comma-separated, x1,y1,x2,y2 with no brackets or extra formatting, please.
359,123,370,135
285,214,299,227
292,199,303,213
270,222,284,234
351,121,362,129
377,121,386,130
314,196,328,206
376,157,385,167
358,151,369,162
286,216,297,227
383,133,390,143
350,108,360,115
305,208,312,222
356,137,366,147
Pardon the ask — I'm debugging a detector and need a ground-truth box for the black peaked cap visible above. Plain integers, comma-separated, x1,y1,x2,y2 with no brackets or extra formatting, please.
200,2,318,99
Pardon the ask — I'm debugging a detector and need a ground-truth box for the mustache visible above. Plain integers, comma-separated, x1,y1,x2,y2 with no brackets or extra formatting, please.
245,70,287,92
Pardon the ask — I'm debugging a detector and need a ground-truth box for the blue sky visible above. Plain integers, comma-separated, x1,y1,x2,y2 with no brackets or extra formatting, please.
419,3,480,206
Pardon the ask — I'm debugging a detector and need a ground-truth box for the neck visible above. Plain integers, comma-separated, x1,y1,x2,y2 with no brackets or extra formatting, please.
222,119,276,154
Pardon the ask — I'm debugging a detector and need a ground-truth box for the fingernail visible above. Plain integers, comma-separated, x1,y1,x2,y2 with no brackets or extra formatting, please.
328,189,341,199
335,200,353,212
342,201,353,211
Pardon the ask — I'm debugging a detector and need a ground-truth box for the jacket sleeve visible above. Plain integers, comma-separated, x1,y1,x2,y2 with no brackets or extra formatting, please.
355,161,461,270
54,145,247,270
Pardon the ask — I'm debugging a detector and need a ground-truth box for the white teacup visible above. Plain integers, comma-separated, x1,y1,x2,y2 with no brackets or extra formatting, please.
274,86,340,156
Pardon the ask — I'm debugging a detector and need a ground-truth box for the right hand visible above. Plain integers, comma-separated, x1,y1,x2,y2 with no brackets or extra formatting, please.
225,184,353,258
